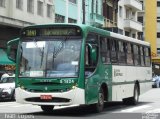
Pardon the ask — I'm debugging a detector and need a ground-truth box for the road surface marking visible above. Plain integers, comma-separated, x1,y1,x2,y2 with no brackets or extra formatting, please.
146,108,160,113
11,104,33,108
121,105,151,112
0,102,33,108
54,105,79,109
0,102,18,107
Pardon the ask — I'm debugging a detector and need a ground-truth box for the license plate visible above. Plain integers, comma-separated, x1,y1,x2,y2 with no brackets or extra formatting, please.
40,95,52,100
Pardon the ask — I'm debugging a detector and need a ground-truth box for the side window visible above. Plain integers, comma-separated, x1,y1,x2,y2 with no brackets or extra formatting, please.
100,37,110,64
110,39,118,63
118,41,126,64
126,43,133,65
133,44,140,66
144,47,151,67
85,33,98,77
140,46,145,66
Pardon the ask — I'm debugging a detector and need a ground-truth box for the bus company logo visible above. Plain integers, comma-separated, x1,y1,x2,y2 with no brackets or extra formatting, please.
105,69,109,79
114,69,123,77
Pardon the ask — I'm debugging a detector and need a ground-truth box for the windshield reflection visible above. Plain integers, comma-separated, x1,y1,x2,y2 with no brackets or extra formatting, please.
19,38,81,78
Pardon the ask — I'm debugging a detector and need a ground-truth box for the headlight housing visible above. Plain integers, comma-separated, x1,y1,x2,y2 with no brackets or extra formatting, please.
1,88,12,94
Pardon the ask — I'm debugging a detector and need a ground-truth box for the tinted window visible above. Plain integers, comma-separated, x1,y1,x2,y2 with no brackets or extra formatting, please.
133,45,140,65
118,41,126,64
100,37,110,63
110,39,117,63
144,47,151,66
140,46,145,66
126,43,133,65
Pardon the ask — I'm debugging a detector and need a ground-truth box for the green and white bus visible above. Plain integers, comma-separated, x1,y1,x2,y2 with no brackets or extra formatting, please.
7,24,152,112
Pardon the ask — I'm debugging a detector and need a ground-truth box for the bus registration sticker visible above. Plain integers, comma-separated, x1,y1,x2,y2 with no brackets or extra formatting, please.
40,95,52,100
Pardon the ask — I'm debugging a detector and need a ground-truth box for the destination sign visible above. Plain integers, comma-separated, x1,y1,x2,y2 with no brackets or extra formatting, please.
22,27,82,37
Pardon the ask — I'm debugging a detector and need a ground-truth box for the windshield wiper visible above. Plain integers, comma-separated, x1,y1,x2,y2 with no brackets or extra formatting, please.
52,31,72,58
32,38,44,68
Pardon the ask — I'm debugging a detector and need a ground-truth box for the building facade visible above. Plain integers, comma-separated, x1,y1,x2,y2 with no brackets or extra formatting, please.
0,0,54,49
138,0,158,74
102,0,119,33
54,0,104,27
54,0,79,23
117,0,142,38
0,0,55,75
157,0,160,56
85,0,104,27
138,1,157,57
144,0,157,57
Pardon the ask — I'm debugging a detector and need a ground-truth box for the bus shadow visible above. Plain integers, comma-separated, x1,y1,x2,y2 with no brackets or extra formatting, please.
23,101,153,117
0,99,15,102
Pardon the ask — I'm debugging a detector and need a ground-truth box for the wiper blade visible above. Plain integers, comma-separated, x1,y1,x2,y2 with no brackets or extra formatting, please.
32,38,44,67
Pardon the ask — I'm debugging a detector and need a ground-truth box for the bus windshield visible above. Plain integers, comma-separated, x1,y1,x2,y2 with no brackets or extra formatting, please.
19,37,82,78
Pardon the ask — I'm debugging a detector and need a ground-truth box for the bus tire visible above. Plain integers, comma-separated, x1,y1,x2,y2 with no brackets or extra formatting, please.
132,84,139,105
41,105,54,112
94,88,104,112
123,84,139,105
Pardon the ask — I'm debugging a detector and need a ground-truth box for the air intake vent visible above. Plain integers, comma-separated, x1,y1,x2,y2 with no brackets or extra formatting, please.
25,97,71,103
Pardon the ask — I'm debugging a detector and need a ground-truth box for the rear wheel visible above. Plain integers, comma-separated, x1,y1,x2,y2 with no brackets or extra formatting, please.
41,105,54,112
94,88,104,112
133,84,139,104
123,84,139,105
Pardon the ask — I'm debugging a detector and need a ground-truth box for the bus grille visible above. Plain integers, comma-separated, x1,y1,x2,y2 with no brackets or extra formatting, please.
25,89,68,93
25,97,71,103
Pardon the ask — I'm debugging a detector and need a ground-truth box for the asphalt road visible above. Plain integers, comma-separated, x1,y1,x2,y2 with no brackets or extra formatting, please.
0,88,160,119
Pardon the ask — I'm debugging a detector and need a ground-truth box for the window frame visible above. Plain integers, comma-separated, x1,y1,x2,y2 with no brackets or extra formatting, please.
69,0,77,4
110,39,118,64
100,36,111,64
16,0,23,10
27,0,34,14
117,40,126,65
37,1,43,16
126,42,134,65
85,33,99,77
0,0,5,8
47,4,52,18
133,44,140,66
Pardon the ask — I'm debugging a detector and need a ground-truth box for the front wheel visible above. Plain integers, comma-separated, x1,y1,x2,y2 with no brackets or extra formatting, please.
94,88,104,112
41,105,54,112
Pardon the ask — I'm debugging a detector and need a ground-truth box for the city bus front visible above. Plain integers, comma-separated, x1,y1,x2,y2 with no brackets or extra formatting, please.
15,25,85,108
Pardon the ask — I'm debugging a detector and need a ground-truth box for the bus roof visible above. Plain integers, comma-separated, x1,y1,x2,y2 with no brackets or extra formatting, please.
80,25,150,47
23,23,150,47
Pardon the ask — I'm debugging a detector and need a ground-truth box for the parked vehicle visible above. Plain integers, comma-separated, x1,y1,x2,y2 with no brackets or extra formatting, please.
152,75,160,88
0,76,15,100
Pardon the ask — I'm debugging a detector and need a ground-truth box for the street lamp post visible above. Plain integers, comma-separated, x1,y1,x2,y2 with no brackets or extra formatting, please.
82,0,85,24
66,0,69,23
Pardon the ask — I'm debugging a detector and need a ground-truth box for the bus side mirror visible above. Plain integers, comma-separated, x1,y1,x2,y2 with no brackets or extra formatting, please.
87,43,97,62
7,38,19,62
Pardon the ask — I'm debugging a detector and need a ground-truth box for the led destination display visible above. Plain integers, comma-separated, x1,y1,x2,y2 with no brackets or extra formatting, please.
22,27,82,37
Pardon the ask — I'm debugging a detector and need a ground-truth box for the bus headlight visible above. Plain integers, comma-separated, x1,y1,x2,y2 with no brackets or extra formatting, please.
20,86,25,89
72,85,77,89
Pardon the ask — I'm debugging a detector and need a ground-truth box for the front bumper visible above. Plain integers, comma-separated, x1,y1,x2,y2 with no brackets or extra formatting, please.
15,87,85,106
